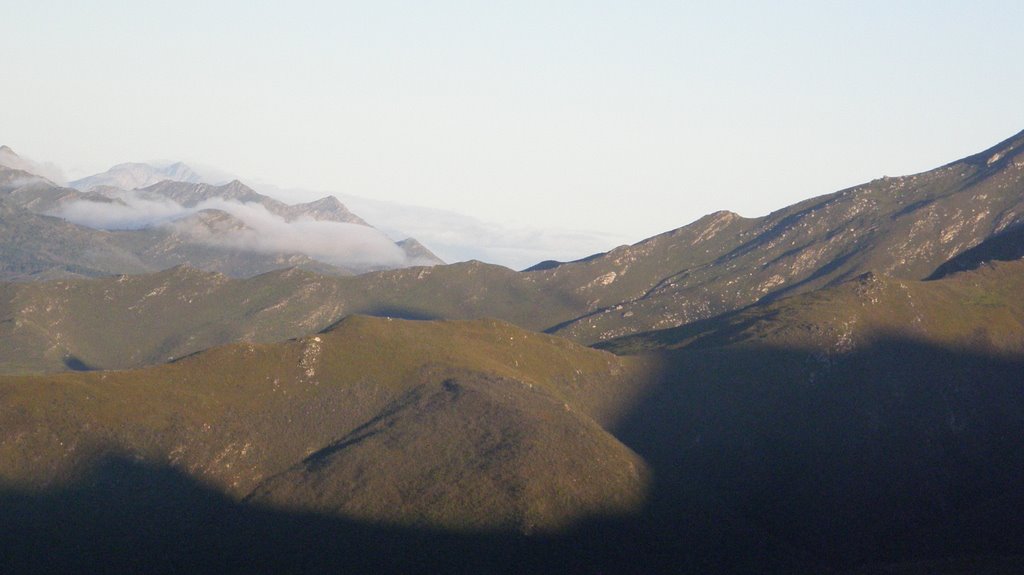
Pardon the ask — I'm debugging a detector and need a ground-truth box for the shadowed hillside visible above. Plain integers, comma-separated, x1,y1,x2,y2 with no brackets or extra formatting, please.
608,338,1024,571
0,455,648,575
928,223,1024,279
591,261,1024,570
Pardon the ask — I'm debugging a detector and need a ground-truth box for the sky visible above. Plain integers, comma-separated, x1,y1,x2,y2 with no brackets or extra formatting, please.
3,1,1023,267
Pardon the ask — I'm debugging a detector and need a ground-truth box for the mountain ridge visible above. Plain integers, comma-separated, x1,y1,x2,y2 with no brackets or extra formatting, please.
0,155,443,279
69,161,206,191
528,128,1024,342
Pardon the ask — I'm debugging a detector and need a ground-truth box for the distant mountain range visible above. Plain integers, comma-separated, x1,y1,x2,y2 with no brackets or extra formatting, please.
0,149,443,279
1,129,1023,573
72,158,628,270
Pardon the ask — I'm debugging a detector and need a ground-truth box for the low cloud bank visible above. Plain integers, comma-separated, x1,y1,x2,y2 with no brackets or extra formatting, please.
54,193,187,229
51,191,423,270
145,176,628,271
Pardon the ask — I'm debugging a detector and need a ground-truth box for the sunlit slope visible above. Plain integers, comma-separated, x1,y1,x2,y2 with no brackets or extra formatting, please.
245,370,647,532
602,259,1024,355
0,316,651,532
0,263,588,374
537,129,1024,342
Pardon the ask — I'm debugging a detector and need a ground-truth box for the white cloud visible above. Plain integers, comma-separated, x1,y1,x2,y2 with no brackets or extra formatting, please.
185,199,413,269
49,191,429,270
53,192,187,229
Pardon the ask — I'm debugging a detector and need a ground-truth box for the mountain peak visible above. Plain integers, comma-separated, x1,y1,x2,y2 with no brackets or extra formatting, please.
0,145,16,156
308,195,344,207
220,179,254,197
283,195,369,225
70,161,204,192
397,237,445,265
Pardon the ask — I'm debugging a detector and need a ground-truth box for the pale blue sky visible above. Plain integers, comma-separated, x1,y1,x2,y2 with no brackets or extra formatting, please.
3,1,1023,263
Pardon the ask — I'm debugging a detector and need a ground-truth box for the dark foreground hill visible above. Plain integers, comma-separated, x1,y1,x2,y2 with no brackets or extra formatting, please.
0,317,657,570
4,262,1024,573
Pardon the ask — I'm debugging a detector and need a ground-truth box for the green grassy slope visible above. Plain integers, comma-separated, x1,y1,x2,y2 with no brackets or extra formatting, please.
0,263,593,374
601,258,1024,355
246,370,647,532
0,316,652,533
